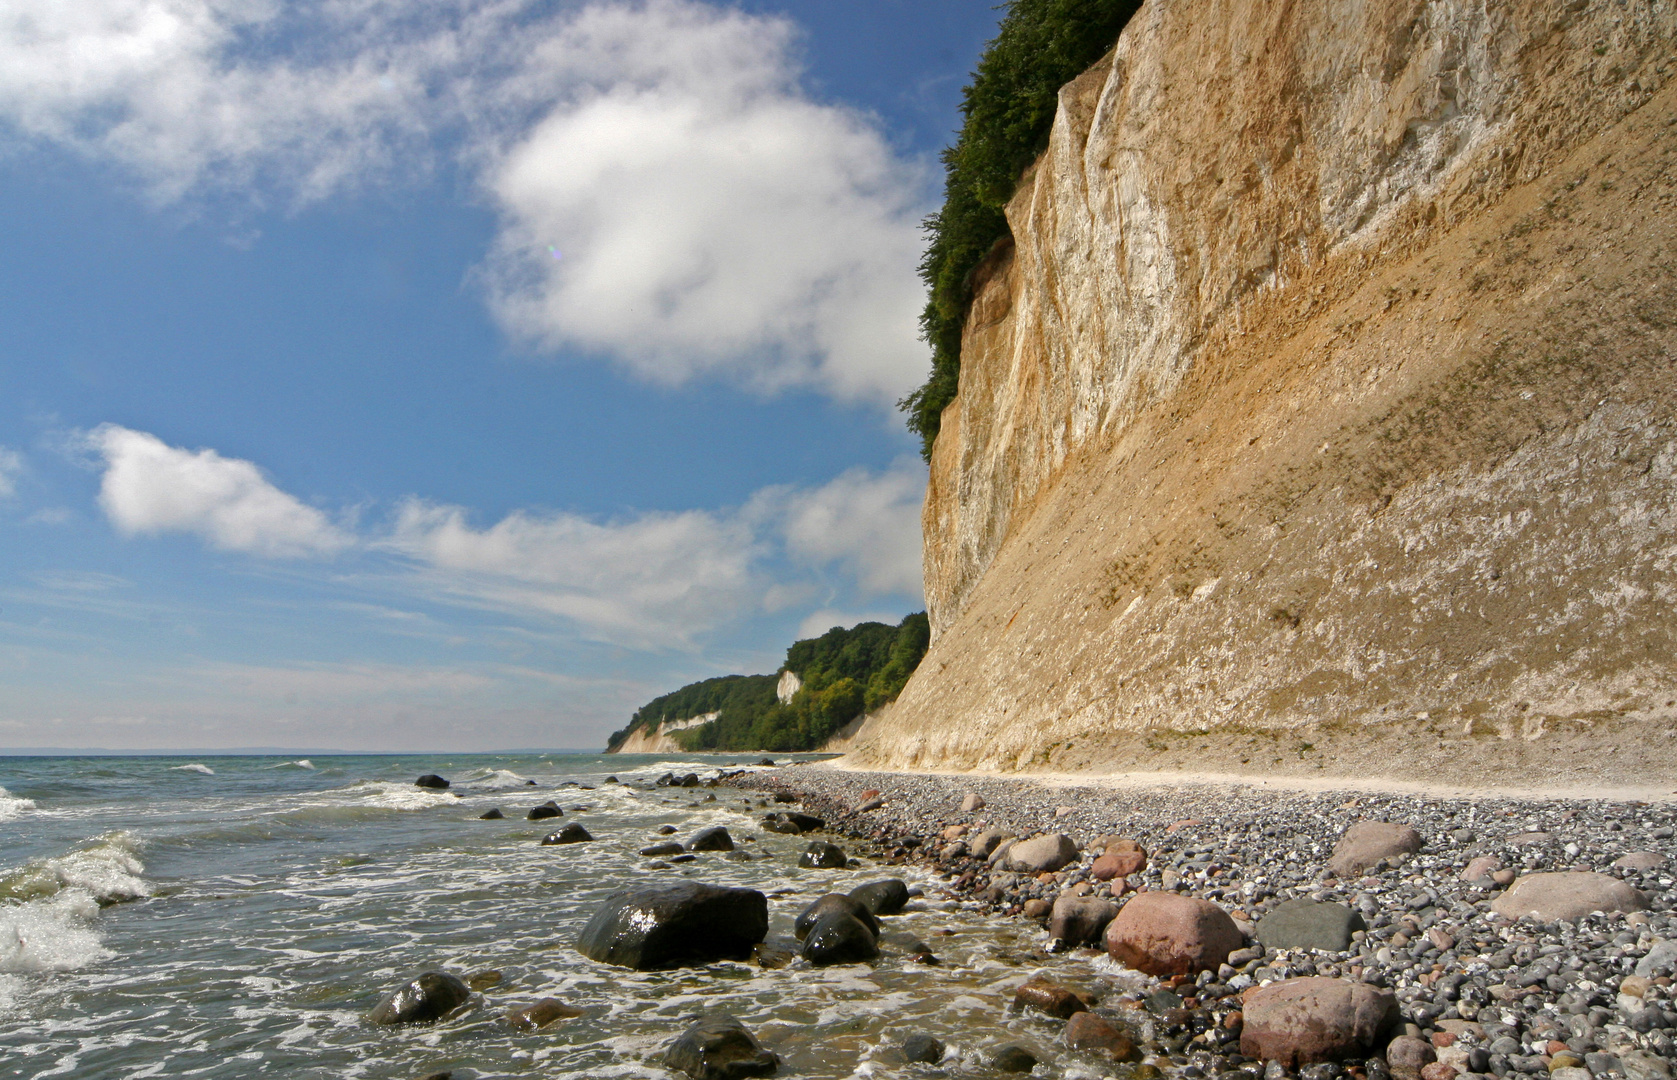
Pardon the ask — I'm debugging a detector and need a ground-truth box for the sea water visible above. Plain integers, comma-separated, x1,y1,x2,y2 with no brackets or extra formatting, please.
0,754,1105,1079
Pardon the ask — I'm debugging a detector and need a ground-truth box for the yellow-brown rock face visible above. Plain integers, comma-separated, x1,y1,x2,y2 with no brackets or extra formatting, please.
854,0,1677,785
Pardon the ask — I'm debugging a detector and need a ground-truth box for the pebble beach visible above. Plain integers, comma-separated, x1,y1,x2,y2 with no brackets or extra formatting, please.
726,764,1677,1080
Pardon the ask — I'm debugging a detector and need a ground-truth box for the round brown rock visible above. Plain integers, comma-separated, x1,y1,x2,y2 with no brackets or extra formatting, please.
1103,892,1245,976
1239,977,1400,1066
1328,821,1423,877
1385,1035,1438,1080
1065,1011,1137,1059
1489,872,1649,922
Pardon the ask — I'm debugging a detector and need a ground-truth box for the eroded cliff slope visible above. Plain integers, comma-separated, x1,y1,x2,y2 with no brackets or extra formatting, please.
852,0,1677,785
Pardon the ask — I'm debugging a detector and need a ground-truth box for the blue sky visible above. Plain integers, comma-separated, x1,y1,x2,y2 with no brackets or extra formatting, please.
0,0,1001,752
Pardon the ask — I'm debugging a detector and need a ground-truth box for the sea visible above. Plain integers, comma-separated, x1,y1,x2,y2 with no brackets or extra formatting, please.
0,753,1104,1080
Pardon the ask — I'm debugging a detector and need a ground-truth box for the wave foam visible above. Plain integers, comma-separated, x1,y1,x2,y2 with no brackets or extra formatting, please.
263,759,315,770
0,787,36,822
459,768,534,790
171,763,215,774
0,831,150,907
344,781,458,811
0,889,111,973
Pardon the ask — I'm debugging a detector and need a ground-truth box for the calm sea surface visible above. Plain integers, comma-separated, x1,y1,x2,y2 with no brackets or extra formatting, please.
0,753,1097,1079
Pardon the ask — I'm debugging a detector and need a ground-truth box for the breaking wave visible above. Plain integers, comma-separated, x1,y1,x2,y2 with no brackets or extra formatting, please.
0,788,35,822
171,763,215,774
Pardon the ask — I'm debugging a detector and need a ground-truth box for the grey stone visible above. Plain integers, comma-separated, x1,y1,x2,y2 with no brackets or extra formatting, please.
1048,893,1120,946
664,1015,778,1080
1256,899,1368,952
1490,873,1648,922
902,1034,945,1064
1003,832,1080,873
847,879,910,916
794,894,878,940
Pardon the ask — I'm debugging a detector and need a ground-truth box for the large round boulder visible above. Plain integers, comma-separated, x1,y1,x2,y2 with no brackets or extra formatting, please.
1256,898,1367,952
1328,821,1423,877
367,971,470,1025
847,879,910,916
1003,832,1080,873
1490,872,1649,922
664,1015,779,1080
1104,892,1244,975
794,894,879,940
1239,976,1400,1066
577,882,768,969
800,911,879,965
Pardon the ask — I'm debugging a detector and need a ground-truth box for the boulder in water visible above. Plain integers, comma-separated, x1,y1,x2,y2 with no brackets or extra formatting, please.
577,882,768,969
479,808,505,820
415,774,450,790
902,1034,945,1064
794,894,879,940
798,841,848,869
641,841,685,857
664,1015,779,1080
367,971,470,1024
541,823,594,845
687,826,734,852
847,879,909,916
505,997,584,1029
528,801,562,820
799,911,879,965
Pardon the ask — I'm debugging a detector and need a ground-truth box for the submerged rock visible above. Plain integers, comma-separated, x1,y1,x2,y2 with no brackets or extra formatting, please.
528,801,562,820
506,997,584,1029
665,1015,779,1080
577,882,768,969
797,841,848,869
641,841,685,857
687,827,735,852
368,971,470,1025
902,1033,946,1064
415,774,450,790
990,1045,1038,1073
800,911,879,965
794,894,879,940
1014,976,1086,1019
479,807,505,820
1066,1012,1136,1058
541,823,593,845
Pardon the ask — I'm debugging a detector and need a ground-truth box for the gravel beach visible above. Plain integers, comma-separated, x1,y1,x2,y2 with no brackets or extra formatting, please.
728,764,1677,1080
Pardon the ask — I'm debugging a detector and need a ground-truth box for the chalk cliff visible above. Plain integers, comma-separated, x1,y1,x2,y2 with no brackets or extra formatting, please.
853,0,1677,785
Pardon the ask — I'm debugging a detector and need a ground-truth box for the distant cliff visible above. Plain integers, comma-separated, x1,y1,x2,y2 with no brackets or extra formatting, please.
852,0,1677,786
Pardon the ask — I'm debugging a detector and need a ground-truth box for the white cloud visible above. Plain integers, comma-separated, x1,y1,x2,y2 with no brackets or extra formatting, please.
386,498,765,649
780,459,925,596
796,608,906,640
0,0,931,406
0,447,20,497
86,424,350,558
480,0,930,404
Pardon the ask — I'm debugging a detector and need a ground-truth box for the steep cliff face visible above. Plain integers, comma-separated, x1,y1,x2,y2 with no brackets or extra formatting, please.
856,0,1677,785
610,712,718,754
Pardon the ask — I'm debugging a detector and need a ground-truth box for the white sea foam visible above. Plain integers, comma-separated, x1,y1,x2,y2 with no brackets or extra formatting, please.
171,763,215,774
344,781,458,811
0,787,35,822
263,759,314,770
0,831,150,907
459,768,534,789
0,889,112,973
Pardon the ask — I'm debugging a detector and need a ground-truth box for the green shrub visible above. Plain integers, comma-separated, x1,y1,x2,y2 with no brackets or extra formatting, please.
903,0,1143,458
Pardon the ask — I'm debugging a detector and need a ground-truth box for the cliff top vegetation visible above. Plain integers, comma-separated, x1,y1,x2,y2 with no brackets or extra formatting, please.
606,612,930,753
902,0,1143,458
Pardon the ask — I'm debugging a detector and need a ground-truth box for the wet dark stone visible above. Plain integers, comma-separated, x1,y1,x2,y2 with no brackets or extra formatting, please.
672,854,697,863
688,827,735,852
641,842,686,857
794,894,880,940
800,911,879,966
771,792,797,803
528,801,562,820
902,1034,945,1064
847,879,910,916
679,774,701,788
541,823,594,845
658,825,678,835
664,1015,779,1080
368,971,470,1024
760,812,824,834
604,776,619,783
758,759,777,767
991,1045,1038,1073
798,841,848,869
576,882,768,969
415,774,450,789
479,808,504,819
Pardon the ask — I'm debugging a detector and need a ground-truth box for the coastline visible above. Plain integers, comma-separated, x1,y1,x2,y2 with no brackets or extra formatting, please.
728,763,1677,1078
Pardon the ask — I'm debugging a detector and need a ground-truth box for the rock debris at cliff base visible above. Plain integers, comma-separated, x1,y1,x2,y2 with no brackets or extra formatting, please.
730,767,1677,1079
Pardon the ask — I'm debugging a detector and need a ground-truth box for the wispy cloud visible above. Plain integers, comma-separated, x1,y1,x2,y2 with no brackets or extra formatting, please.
84,424,352,558
78,425,926,651
0,0,931,406
0,447,21,497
